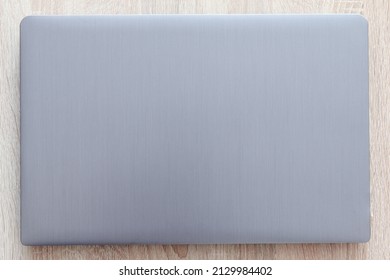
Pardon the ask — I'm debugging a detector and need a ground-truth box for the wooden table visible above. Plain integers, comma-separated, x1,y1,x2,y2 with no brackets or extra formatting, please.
1,0,389,259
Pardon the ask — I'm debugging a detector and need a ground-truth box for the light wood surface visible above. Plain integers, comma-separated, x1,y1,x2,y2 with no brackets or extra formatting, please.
1,0,389,259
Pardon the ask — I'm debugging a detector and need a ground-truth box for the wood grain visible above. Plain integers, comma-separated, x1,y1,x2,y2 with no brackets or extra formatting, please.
1,0,389,259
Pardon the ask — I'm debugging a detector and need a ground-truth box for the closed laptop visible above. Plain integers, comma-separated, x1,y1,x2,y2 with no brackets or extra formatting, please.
20,15,369,245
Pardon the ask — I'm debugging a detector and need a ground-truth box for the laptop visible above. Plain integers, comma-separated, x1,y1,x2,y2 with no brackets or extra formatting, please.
20,15,369,245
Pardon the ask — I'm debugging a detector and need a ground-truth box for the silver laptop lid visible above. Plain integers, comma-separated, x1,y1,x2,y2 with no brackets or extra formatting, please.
20,15,369,245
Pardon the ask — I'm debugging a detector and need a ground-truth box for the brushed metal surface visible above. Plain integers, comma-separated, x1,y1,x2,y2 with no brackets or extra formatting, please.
20,15,369,245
